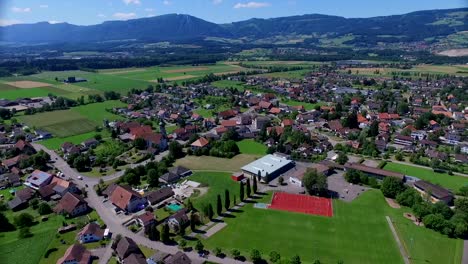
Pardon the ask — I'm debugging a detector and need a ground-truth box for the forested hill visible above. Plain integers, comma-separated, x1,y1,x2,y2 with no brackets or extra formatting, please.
0,8,466,45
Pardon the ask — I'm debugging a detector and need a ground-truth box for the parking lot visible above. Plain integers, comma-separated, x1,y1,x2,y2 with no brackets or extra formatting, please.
327,171,369,202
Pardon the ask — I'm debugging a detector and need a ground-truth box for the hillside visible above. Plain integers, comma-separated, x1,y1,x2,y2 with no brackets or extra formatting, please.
0,8,466,48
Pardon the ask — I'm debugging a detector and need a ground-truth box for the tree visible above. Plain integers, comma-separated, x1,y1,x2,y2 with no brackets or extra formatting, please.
169,141,184,159
278,176,284,186
160,223,170,244
0,212,15,232
290,255,301,264
224,190,230,211
179,224,186,236
231,249,241,259
253,174,258,194
15,213,34,228
190,213,197,232
369,121,379,137
217,194,223,216
37,202,52,215
250,249,262,264
336,152,348,165
214,247,223,257
186,199,194,212
432,202,453,220
208,204,214,220
269,251,281,263
29,198,39,209
396,188,421,207
381,177,405,198
18,227,32,238
134,138,147,150
303,169,328,196
179,239,187,249
147,224,160,241
395,152,404,161
195,240,204,252
246,178,251,198
240,182,245,201
147,169,159,188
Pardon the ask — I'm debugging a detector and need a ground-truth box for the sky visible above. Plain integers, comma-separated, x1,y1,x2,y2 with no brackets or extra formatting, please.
0,0,466,26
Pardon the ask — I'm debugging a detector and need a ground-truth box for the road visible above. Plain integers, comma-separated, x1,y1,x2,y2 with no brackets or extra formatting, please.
32,143,246,264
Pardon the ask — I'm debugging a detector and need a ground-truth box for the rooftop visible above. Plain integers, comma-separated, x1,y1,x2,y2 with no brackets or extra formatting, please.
241,154,293,177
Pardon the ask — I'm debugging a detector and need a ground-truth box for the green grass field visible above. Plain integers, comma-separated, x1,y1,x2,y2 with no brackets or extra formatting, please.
188,171,240,210
19,101,124,138
384,162,468,192
344,64,468,77
0,88,53,100
281,98,323,111
236,139,267,155
39,131,100,150
255,69,311,79
204,190,462,264
175,154,261,172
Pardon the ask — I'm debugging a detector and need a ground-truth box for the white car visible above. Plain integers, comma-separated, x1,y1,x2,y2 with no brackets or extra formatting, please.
77,176,83,180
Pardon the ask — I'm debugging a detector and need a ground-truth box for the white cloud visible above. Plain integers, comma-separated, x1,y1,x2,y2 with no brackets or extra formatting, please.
11,7,32,13
113,12,137,20
97,13,106,18
145,8,155,12
0,19,22,26
39,4,48,8
233,2,270,9
48,20,61,24
162,0,171,5
123,0,141,5
213,0,222,5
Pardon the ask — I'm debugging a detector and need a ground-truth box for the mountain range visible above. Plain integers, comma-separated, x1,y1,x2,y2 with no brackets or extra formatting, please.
0,8,467,46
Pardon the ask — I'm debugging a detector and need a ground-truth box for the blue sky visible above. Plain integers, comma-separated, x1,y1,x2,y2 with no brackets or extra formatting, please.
0,0,466,26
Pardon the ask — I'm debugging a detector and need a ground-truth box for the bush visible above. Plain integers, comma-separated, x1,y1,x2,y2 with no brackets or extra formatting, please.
44,248,58,258
15,213,34,228
377,161,387,169
18,227,33,238
381,177,406,198
38,202,52,215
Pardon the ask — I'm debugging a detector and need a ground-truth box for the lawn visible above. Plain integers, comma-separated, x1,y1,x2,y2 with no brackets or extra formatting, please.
188,171,240,210
39,131,101,150
0,87,54,100
19,101,124,138
236,139,267,155
174,154,261,172
281,98,323,111
384,162,468,192
204,190,462,264
19,110,97,137
255,69,311,79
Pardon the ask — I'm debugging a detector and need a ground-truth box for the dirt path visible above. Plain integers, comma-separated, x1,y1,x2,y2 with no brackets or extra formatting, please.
385,198,401,209
386,216,411,264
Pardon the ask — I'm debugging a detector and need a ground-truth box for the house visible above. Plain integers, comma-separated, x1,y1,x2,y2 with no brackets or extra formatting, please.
0,173,21,188
137,211,156,231
281,119,294,127
145,187,174,206
8,187,35,211
24,170,53,190
231,172,245,182
40,176,79,198
54,193,89,217
124,253,147,264
190,137,209,151
14,139,36,154
394,134,413,146
218,109,237,120
147,252,192,264
169,166,192,178
2,154,29,169
410,131,426,141
253,116,270,130
454,154,468,163
77,223,104,244
57,244,92,264
413,180,454,204
115,237,144,262
81,138,99,149
110,185,147,213
167,208,189,231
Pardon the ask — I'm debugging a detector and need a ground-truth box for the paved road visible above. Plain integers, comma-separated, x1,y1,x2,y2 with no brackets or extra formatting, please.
462,240,468,264
32,144,246,264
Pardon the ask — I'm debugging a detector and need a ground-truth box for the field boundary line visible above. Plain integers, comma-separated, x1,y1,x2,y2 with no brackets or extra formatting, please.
386,216,411,264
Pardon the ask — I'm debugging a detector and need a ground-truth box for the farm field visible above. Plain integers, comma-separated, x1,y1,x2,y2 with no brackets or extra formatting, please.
39,131,102,150
19,101,124,138
384,162,468,192
204,190,462,264
344,64,468,77
99,62,246,82
175,154,261,172
188,171,239,209
236,139,267,155
255,69,311,79
0,87,53,100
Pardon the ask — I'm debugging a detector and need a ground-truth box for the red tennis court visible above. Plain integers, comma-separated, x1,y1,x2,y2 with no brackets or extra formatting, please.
268,192,333,217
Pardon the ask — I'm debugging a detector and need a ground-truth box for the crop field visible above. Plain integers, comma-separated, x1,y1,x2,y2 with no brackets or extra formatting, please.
0,88,53,100
204,190,462,264
344,64,468,77
384,162,468,192
255,69,311,79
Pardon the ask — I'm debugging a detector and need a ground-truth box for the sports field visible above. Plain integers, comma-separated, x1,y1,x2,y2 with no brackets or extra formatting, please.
175,154,261,172
269,192,333,217
384,162,468,192
19,101,124,138
204,190,462,264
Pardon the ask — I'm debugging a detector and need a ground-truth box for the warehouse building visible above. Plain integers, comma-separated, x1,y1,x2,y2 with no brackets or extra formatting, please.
241,154,294,182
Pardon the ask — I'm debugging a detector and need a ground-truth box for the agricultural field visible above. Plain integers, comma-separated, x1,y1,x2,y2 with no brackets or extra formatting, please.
344,64,468,77
39,131,102,150
99,62,246,82
255,69,311,79
19,101,124,138
236,139,267,155
174,154,261,172
384,162,468,192
204,190,462,264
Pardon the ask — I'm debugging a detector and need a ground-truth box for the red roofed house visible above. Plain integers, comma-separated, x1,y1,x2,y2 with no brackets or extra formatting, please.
218,109,237,120
378,122,390,133
281,119,294,127
130,126,167,150
110,185,147,213
269,107,282,115
191,137,209,151
54,192,89,217
267,126,285,136
77,223,105,244
57,244,92,264
137,211,156,231
15,140,36,154
259,101,272,110
221,120,238,128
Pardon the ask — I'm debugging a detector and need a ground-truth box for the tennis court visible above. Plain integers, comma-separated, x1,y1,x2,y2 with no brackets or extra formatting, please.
269,192,333,217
